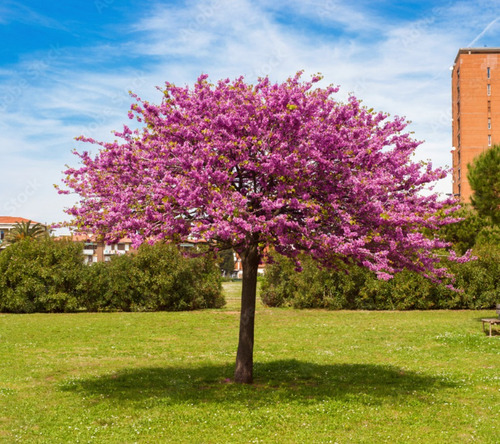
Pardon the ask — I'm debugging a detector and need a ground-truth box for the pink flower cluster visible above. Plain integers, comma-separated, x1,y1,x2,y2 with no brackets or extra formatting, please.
60,72,468,280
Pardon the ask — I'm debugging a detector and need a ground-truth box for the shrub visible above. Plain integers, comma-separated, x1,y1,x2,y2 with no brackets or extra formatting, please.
261,249,499,310
0,240,224,313
78,243,225,312
0,238,84,313
77,256,141,311
261,254,369,310
447,245,500,309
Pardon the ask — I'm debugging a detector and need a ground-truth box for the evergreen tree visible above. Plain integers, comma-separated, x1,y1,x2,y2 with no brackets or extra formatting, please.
468,144,500,225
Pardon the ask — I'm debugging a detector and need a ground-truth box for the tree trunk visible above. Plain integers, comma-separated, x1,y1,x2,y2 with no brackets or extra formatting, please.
234,244,260,384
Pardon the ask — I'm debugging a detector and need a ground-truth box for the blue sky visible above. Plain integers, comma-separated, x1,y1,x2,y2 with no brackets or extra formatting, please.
1,0,500,230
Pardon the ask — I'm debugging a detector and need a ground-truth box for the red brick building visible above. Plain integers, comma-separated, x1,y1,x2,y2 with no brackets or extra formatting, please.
451,48,500,202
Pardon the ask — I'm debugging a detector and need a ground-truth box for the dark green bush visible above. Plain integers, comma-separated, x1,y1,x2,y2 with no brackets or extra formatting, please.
261,248,499,310
0,238,84,313
79,243,225,312
0,240,224,313
447,245,500,309
261,254,369,309
77,256,142,312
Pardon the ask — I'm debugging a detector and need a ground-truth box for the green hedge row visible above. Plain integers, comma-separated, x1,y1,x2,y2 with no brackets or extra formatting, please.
0,239,224,313
79,242,224,312
261,246,500,310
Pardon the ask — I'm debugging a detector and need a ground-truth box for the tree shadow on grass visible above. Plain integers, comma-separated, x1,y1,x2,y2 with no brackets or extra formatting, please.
60,360,456,407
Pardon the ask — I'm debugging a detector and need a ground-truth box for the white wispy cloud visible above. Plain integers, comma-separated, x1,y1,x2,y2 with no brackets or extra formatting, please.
0,0,64,28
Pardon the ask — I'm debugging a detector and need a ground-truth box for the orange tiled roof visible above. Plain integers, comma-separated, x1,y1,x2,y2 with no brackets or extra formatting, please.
0,216,41,225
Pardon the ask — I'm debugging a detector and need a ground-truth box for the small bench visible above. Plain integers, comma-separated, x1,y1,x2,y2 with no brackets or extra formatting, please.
482,304,500,337
481,318,500,337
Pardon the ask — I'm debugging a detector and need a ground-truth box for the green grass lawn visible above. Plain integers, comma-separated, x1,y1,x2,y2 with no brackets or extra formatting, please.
0,281,499,443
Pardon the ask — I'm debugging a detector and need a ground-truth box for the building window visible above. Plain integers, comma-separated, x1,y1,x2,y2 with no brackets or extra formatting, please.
457,68,460,78
458,168,461,180
488,101,491,113
457,133,460,147
488,118,491,130
487,84,491,95
488,135,492,146
0,230,3,241
487,67,491,79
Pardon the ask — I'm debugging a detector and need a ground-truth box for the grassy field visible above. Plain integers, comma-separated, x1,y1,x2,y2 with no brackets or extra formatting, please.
0,281,499,443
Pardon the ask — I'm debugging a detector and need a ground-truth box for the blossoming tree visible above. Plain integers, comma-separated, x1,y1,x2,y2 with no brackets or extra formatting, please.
61,73,465,383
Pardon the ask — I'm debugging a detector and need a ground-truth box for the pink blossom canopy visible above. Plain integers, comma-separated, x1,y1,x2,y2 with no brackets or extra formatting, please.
60,72,465,280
